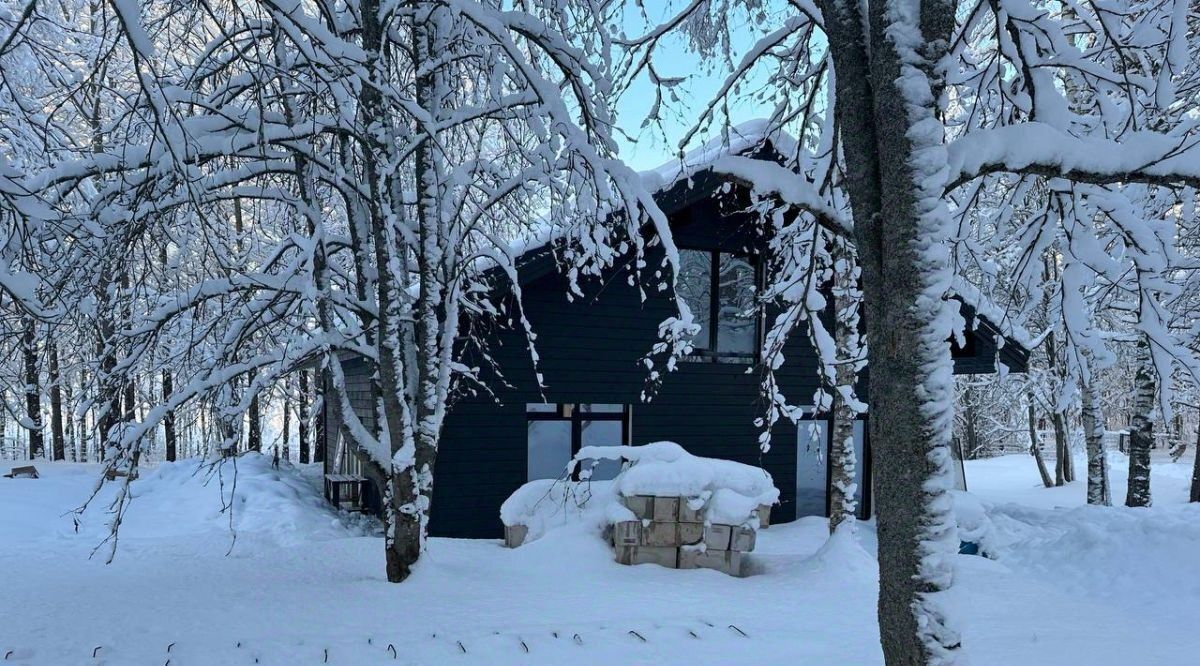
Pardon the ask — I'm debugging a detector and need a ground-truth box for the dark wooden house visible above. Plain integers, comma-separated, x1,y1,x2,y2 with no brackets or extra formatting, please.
320,148,1029,538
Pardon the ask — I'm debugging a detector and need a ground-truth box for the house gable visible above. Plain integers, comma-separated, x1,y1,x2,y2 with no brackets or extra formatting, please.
321,146,1030,538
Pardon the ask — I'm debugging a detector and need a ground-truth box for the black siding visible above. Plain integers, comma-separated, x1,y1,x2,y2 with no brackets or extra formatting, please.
430,196,813,538
323,177,1025,539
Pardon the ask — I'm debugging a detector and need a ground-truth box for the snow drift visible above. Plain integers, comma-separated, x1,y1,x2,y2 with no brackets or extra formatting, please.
74,453,369,545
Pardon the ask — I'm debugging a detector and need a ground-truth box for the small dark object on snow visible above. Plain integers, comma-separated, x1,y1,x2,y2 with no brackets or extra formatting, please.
628,630,647,643
520,639,529,653
92,646,101,658
728,624,748,637
104,468,138,481
457,641,467,654
573,634,583,645
5,649,13,660
4,465,38,479
387,644,397,659
958,540,981,556
167,642,174,653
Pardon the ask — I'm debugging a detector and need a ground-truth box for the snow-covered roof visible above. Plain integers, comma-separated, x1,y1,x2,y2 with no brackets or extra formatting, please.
506,120,793,264
514,120,1032,353
951,276,1035,350
638,119,797,193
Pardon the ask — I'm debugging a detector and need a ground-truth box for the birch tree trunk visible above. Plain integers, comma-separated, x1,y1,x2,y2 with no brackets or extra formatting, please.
1081,380,1108,505
1028,392,1054,487
828,238,860,534
86,235,116,463
1043,258,1073,484
1126,335,1155,507
352,0,421,583
382,0,454,584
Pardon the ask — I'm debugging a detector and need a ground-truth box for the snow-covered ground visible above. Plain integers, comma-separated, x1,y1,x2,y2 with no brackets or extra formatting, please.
0,451,1196,664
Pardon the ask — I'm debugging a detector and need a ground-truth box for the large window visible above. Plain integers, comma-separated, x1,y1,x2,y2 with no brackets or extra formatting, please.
795,418,830,518
796,410,870,519
677,249,760,362
526,404,631,482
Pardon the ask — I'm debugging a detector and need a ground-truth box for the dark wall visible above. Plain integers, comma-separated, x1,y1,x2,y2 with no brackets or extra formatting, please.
425,195,822,538
324,176,1021,539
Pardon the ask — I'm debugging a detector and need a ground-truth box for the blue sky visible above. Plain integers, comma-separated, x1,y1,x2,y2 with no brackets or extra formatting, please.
609,4,776,172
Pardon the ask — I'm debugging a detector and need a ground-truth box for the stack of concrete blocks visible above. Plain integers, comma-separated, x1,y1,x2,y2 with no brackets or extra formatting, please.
504,523,528,548
757,503,773,528
611,495,759,576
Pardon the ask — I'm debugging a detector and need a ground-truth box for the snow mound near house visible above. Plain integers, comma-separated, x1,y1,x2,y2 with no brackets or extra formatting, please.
949,489,997,555
501,441,779,544
77,453,368,545
499,478,621,542
798,524,879,583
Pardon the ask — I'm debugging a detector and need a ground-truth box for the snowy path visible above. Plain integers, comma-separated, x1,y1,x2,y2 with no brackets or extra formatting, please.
0,453,1196,664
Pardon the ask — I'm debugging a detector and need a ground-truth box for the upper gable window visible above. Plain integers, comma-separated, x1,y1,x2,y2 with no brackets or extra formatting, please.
677,249,760,363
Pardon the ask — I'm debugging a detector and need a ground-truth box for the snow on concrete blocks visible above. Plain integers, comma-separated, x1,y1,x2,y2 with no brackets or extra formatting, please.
499,442,776,576
580,442,779,512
